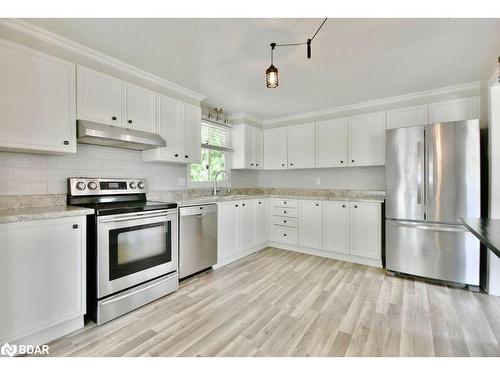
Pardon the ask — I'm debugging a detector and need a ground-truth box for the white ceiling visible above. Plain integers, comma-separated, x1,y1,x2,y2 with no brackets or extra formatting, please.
25,18,500,120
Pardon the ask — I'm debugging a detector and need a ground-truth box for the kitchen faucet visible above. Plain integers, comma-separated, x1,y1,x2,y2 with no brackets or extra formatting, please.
213,170,231,196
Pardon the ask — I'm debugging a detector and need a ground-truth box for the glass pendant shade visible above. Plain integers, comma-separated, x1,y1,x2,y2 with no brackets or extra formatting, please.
266,64,279,88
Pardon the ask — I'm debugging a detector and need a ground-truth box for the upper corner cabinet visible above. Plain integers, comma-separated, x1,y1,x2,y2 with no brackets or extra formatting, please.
263,127,288,169
348,111,386,166
77,66,122,126
287,123,315,169
0,40,76,155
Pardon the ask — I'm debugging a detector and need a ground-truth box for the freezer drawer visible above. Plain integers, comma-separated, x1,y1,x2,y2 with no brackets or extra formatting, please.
385,220,480,285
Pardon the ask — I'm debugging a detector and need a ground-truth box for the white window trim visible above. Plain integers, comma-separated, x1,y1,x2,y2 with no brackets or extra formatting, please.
186,147,231,188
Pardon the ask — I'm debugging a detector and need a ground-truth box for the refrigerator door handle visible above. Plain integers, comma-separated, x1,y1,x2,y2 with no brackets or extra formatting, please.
417,141,422,205
389,221,468,232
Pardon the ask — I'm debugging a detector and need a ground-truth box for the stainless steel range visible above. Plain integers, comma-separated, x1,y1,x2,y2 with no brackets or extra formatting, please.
68,177,178,325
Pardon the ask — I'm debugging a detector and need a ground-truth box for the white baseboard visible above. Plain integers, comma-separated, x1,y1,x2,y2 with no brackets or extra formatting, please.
267,242,382,268
216,240,382,269
10,315,84,347
214,242,268,268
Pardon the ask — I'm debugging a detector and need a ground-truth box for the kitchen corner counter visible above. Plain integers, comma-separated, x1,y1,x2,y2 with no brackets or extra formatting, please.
0,206,94,224
176,193,385,207
461,218,500,259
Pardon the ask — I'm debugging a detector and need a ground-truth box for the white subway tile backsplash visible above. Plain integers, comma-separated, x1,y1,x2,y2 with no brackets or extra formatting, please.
0,144,190,196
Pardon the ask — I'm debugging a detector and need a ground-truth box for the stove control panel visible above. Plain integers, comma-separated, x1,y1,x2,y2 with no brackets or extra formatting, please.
69,177,147,196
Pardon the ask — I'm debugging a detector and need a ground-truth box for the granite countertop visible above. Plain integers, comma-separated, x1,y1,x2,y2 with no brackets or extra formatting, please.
0,206,95,224
461,218,500,259
176,193,385,207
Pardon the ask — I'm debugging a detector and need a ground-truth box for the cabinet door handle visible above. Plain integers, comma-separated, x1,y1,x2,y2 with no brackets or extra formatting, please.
256,164,259,166
174,154,179,157
284,220,287,223
235,204,238,207
72,224,79,229
242,203,246,207
342,204,346,208
251,163,254,166
315,203,319,206
284,211,287,214
63,140,69,145
340,160,344,164
258,202,261,204
112,116,117,121
128,120,133,124
351,160,355,163
185,155,189,158
354,205,358,208
290,163,294,166
281,163,285,167
283,233,287,237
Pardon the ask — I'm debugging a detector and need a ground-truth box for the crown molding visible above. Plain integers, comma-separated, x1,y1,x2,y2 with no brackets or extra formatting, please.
263,81,481,126
0,18,206,102
228,112,264,124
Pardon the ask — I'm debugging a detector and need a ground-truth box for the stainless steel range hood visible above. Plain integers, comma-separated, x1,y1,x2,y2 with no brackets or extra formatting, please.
77,120,166,151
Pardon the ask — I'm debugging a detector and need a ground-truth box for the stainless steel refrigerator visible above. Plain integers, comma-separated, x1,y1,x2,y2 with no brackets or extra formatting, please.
385,119,481,286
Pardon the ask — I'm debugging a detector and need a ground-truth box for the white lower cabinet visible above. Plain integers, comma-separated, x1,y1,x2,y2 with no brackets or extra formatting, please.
323,201,350,254
271,198,382,266
299,200,323,249
0,216,86,345
349,201,382,259
217,199,268,266
239,200,256,250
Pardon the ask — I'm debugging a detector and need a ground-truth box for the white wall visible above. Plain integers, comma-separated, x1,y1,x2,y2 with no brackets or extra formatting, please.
0,144,188,195
232,166,385,190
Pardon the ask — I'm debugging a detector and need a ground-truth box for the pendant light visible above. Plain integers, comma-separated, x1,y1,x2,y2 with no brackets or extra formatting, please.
265,18,327,88
266,43,278,88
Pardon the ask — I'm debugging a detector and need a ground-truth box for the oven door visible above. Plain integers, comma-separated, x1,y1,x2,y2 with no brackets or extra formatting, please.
97,209,178,298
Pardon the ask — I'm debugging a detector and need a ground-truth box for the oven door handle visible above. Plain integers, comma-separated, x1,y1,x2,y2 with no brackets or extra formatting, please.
100,212,174,223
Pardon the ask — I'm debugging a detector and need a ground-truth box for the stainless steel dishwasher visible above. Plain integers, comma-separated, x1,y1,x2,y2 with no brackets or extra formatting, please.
179,204,218,279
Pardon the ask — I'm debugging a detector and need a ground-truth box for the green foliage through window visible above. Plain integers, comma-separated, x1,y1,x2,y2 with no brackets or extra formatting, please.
190,148,226,183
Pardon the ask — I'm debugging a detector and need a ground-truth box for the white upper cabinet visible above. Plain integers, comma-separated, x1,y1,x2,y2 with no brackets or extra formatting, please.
77,66,122,126
142,95,201,164
264,127,288,169
252,127,264,168
386,105,429,129
0,40,76,155
299,200,323,249
232,124,263,169
287,123,315,169
429,97,479,123
315,118,348,167
122,83,156,133
349,201,381,259
323,201,350,254
348,111,386,166
182,103,201,163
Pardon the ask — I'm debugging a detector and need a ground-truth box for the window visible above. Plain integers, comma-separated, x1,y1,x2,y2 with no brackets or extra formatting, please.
189,121,232,184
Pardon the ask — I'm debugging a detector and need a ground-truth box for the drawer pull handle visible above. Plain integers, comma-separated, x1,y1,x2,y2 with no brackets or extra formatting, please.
63,140,69,145
284,211,287,214
283,233,287,237
342,204,346,208
72,224,79,229
284,220,287,223
112,116,117,120
354,205,358,208
315,203,319,206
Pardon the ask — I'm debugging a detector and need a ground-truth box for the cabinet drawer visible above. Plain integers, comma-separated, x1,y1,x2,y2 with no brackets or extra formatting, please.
270,226,298,245
271,216,298,227
270,198,299,208
271,207,299,218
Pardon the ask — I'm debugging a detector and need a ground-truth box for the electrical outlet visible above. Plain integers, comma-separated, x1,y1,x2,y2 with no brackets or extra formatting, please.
315,177,321,185
178,177,186,186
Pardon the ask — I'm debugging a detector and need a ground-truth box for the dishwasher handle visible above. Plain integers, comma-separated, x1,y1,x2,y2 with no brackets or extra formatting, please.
179,204,217,216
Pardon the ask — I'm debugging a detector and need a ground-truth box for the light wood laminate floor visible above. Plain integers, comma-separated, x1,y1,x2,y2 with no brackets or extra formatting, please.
47,247,500,357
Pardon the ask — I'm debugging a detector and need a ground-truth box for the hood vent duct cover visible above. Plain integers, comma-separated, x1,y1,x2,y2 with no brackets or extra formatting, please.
77,120,166,151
